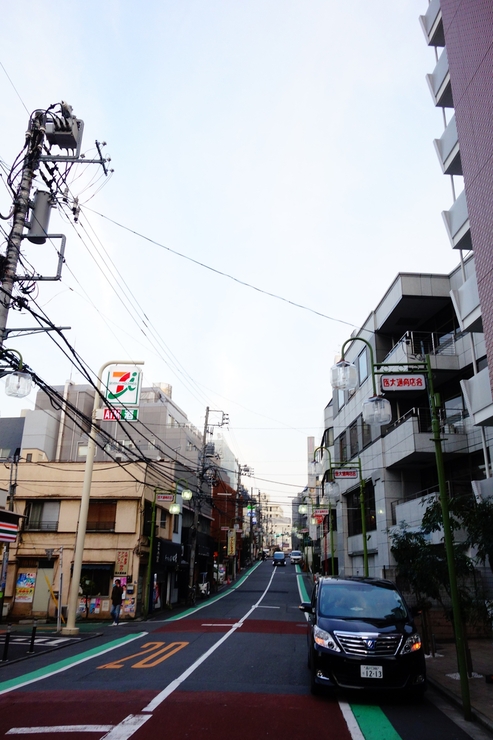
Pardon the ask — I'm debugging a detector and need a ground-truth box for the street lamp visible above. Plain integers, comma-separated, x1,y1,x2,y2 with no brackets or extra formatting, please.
331,335,471,720
2,349,32,398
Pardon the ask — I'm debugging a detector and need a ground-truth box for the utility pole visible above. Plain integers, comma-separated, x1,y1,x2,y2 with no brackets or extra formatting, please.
0,102,109,351
0,114,45,350
188,407,229,591
0,449,20,622
188,407,209,591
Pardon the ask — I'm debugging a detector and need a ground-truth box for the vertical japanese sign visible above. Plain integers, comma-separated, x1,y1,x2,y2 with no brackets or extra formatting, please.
105,367,142,406
227,529,236,556
115,550,130,576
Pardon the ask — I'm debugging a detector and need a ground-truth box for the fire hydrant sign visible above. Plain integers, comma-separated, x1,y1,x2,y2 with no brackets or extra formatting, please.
105,367,142,406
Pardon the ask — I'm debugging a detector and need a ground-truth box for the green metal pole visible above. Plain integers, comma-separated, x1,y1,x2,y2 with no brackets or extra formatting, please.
426,355,471,720
144,489,157,617
358,458,368,577
341,337,377,397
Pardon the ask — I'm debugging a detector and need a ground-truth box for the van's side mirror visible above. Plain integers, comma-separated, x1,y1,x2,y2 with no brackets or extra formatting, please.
299,601,313,614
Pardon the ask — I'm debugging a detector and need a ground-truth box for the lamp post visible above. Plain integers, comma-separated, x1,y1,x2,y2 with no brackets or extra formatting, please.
62,359,144,635
331,336,471,720
313,446,367,576
313,446,337,576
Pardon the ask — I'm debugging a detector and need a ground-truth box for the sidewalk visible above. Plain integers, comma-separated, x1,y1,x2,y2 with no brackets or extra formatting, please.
426,639,493,733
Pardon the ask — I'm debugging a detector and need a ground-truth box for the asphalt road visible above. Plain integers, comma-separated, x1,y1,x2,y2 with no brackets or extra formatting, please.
0,562,489,740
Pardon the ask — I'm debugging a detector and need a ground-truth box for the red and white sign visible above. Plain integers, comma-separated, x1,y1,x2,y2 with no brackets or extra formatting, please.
115,550,130,576
156,493,175,503
313,508,329,517
381,374,426,391
334,469,359,479
313,515,325,525
221,526,230,531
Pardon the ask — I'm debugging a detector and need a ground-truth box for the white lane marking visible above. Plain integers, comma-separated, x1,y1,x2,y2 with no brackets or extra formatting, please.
7,727,114,734
100,715,152,740
201,624,241,627
141,568,278,713
338,702,365,740
254,605,280,609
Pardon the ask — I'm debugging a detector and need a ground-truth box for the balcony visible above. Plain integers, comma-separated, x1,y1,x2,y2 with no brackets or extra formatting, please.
434,115,462,176
461,367,493,426
450,274,482,333
442,190,472,250
426,48,453,108
383,331,460,372
383,407,467,468
419,0,445,47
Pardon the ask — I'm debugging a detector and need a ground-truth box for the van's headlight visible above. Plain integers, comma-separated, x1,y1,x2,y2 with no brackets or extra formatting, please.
314,625,340,652
401,633,422,654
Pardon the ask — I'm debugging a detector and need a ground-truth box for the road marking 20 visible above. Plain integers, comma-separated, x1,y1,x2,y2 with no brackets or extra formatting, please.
98,641,188,669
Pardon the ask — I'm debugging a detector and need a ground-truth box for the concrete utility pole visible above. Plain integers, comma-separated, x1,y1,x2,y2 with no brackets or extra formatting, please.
188,407,210,591
0,113,45,351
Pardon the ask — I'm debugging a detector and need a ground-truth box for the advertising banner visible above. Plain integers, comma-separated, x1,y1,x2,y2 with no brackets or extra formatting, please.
15,572,36,603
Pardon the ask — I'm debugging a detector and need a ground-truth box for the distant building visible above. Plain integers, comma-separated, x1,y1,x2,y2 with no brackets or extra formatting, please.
0,382,216,620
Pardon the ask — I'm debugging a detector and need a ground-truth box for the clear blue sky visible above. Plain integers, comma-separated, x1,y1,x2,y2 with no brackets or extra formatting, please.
0,2,459,512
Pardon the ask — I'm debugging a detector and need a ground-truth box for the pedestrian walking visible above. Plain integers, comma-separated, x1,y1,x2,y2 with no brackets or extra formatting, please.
110,578,124,625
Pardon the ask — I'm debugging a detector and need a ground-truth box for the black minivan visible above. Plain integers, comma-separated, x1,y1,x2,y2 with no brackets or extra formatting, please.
299,577,426,696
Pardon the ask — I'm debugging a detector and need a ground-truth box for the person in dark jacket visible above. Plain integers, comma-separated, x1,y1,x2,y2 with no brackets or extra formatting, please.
110,579,124,625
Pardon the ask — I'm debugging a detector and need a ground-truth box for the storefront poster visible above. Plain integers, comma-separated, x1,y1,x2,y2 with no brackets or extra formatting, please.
15,572,36,603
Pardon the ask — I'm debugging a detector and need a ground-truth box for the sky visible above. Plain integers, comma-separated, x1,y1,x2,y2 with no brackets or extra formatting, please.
0,1,460,516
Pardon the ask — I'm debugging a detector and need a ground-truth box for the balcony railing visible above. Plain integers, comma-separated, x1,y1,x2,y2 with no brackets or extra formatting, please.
86,521,116,532
386,406,467,435
25,520,58,532
391,480,475,525
384,330,459,364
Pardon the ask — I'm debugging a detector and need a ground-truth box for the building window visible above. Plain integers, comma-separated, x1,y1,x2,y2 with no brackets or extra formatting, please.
337,389,345,412
349,422,359,458
323,427,334,448
81,565,112,596
87,501,117,532
26,453,33,463
26,501,60,531
361,416,372,449
346,480,376,537
337,432,347,463
358,349,368,384
159,510,167,529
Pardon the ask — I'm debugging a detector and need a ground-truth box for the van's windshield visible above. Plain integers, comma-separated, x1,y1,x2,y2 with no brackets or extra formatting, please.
318,582,408,622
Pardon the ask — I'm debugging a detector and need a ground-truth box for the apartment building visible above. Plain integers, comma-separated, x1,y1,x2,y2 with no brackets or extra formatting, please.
305,1,493,586
421,0,493,421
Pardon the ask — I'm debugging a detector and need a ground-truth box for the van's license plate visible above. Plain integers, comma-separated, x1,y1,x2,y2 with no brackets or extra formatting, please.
360,665,383,679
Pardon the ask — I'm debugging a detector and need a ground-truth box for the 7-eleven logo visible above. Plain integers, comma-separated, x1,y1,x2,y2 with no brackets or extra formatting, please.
105,368,142,406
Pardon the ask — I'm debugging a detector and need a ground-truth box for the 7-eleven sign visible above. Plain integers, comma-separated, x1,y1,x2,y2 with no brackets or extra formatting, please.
105,367,142,406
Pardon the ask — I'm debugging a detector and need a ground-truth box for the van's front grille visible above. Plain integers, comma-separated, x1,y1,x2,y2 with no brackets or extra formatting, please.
334,631,402,656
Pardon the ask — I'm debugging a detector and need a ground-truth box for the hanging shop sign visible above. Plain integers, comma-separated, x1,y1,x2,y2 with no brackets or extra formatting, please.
334,469,359,480
381,374,426,391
